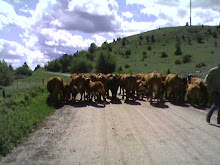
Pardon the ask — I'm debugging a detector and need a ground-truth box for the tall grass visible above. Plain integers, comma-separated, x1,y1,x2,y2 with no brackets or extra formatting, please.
0,85,53,156
0,69,69,157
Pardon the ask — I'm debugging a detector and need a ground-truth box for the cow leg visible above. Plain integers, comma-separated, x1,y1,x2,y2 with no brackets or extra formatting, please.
149,92,153,105
132,90,136,101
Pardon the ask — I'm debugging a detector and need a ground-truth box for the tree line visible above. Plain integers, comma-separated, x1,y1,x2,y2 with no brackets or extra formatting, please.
0,60,34,86
45,42,116,74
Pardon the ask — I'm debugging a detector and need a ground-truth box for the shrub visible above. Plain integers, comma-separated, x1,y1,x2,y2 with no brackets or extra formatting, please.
139,35,143,40
214,40,217,47
174,46,182,55
182,55,192,63
195,62,206,68
0,60,14,86
196,34,203,43
125,49,131,56
70,60,92,73
147,46,152,51
118,66,123,72
164,68,171,74
151,35,155,42
213,31,218,38
15,65,32,77
122,38,126,47
96,53,116,74
175,59,181,65
161,52,168,58
125,64,130,68
146,35,150,42
143,55,147,59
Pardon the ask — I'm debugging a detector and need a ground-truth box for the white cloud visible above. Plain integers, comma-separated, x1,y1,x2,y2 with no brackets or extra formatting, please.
122,11,133,18
92,35,107,46
0,0,31,30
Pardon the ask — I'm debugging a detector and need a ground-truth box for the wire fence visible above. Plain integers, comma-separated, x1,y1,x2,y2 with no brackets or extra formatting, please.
1,79,46,98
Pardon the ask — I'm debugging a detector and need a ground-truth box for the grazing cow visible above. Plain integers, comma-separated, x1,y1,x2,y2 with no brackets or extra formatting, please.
108,75,120,100
63,82,78,103
70,75,87,101
123,75,137,102
165,74,185,102
145,72,164,104
47,77,64,101
86,79,106,106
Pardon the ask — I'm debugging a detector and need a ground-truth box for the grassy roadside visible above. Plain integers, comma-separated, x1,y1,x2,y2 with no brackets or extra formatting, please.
0,69,70,157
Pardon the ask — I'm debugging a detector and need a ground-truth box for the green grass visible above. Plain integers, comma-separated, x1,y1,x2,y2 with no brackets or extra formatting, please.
72,25,220,78
0,85,53,156
0,69,70,157
0,68,70,98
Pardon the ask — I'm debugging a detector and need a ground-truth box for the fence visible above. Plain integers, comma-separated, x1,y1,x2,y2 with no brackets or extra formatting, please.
1,79,45,98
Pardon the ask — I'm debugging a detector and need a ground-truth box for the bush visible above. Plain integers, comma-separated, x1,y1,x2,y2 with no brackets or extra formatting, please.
15,64,32,77
143,51,148,59
161,52,168,58
0,60,14,86
174,46,182,55
146,35,150,42
196,35,203,43
175,59,181,65
125,49,131,56
147,46,152,51
96,53,116,74
118,66,123,72
164,68,171,74
151,35,155,42
213,31,218,38
125,64,130,68
139,35,143,40
122,38,126,47
70,60,92,73
196,62,206,68
182,55,192,63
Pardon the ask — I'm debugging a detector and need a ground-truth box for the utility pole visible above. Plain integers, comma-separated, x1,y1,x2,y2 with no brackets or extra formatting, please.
190,0,192,26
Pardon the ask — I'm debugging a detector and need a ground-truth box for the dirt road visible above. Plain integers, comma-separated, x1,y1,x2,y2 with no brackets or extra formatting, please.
1,97,220,165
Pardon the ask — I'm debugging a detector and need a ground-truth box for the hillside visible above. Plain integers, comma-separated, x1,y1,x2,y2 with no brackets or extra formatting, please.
47,26,220,78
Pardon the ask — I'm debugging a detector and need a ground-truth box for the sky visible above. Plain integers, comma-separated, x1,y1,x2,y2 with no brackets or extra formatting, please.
0,0,219,70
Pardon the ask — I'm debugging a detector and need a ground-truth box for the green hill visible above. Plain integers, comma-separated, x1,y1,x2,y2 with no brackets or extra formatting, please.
47,25,220,78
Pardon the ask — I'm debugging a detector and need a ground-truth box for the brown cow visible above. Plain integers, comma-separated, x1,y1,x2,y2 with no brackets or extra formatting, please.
70,75,87,101
123,75,137,102
136,80,147,100
165,74,184,101
145,72,164,104
63,82,78,103
187,75,208,106
187,76,209,105
47,77,64,101
86,80,106,106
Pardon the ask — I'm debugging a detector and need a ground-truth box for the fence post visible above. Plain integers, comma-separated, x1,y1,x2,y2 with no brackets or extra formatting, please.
3,90,5,98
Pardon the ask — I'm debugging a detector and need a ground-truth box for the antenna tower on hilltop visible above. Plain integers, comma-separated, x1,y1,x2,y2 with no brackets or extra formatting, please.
190,0,192,26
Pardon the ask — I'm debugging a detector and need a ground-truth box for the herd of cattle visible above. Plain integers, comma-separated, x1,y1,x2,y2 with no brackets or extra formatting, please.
46,72,209,107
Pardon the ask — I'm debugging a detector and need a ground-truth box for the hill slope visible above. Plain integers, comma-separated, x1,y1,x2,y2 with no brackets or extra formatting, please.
49,26,220,78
